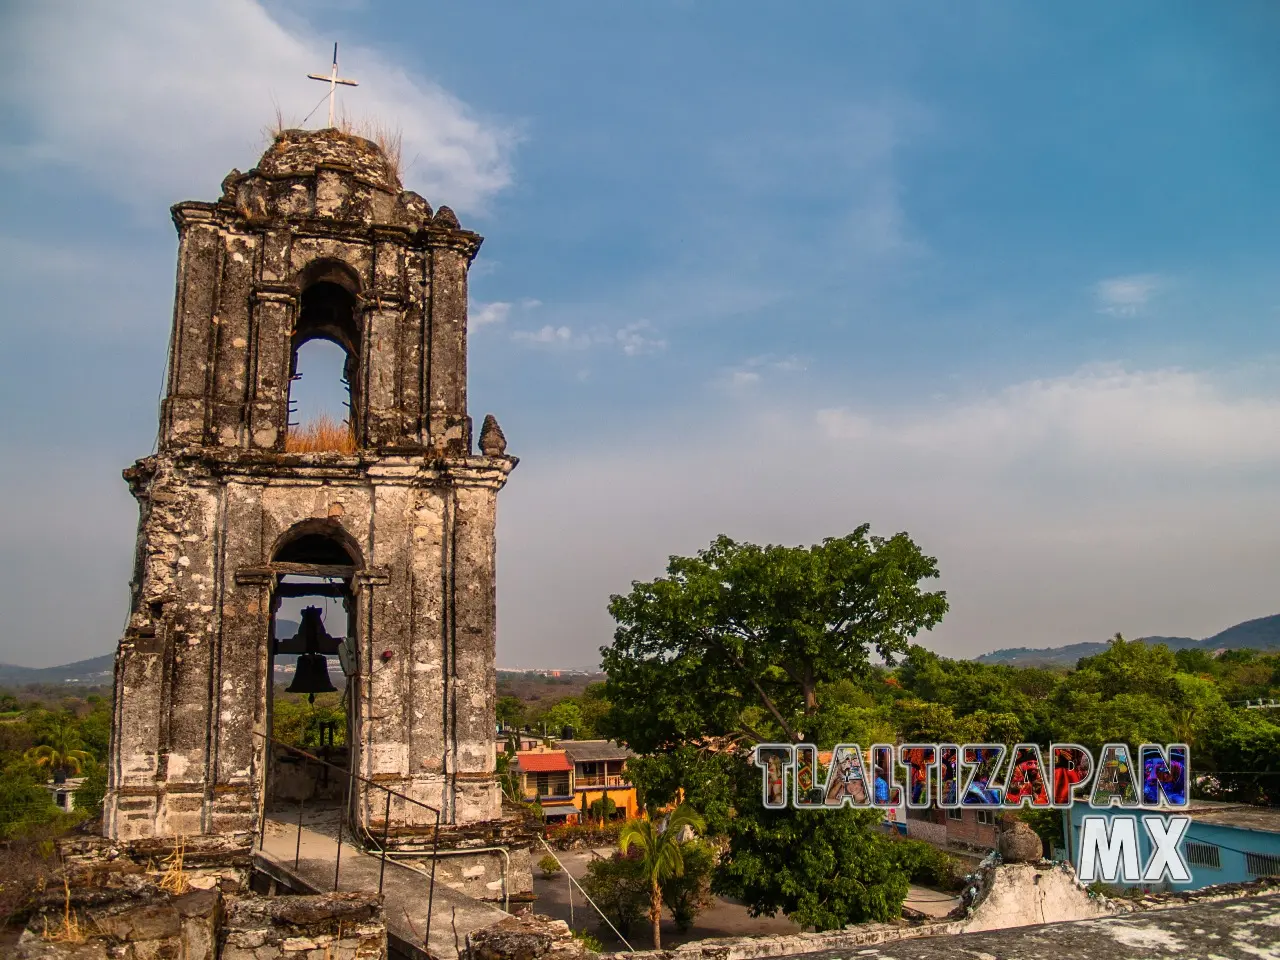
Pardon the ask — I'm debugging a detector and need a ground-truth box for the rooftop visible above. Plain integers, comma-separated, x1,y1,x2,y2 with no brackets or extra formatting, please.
783,892,1280,959
1185,799,1280,835
561,740,634,763
514,751,572,773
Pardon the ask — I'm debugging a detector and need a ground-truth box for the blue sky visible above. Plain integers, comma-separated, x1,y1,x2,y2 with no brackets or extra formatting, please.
2,1,1280,668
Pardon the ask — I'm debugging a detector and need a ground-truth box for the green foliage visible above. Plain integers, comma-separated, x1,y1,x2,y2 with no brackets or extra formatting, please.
271,692,346,748
573,929,604,952
624,747,739,830
580,852,650,938
1018,807,1064,853
619,803,707,948
538,854,562,875
497,695,525,730
661,838,716,932
715,804,912,930
602,528,948,751
75,762,108,817
589,795,618,819
889,837,964,891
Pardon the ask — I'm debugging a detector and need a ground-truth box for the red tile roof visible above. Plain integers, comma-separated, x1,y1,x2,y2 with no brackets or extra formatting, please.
515,751,572,773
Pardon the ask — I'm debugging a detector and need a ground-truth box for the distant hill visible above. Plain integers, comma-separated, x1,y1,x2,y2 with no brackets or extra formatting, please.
975,614,1280,667
0,654,116,687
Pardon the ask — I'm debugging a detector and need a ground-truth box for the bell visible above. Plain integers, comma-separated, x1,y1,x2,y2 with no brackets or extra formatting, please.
288,651,337,702
285,607,338,703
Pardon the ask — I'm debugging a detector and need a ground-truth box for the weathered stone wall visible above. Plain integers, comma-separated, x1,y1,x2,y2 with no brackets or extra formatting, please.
161,128,478,455
107,128,516,844
221,892,385,960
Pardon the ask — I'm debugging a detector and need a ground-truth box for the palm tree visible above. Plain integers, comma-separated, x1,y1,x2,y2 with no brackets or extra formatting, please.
619,803,706,949
25,714,92,777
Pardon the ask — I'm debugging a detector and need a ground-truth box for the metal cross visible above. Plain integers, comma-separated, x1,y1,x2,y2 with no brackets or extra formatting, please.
308,43,359,128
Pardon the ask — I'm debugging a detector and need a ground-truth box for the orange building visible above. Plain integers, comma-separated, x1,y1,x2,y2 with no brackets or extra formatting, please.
512,740,638,822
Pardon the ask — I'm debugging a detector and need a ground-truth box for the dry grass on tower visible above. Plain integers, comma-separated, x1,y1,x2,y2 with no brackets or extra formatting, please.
285,415,356,453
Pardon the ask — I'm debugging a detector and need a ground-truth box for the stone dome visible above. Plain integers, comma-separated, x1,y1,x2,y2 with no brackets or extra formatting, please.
256,128,401,193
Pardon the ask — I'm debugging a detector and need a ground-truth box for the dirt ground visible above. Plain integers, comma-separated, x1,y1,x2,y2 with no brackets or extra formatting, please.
529,847,960,951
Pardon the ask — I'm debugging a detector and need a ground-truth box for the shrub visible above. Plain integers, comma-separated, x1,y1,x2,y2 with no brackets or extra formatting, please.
890,837,964,891
662,838,716,932
573,929,604,952
589,796,618,820
538,854,562,876
580,852,649,938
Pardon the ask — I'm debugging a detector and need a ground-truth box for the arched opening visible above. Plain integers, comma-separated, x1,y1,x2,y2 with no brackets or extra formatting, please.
265,524,359,823
286,272,361,453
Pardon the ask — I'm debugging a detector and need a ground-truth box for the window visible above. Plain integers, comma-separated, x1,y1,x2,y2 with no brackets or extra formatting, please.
1184,841,1221,870
1246,852,1280,877
976,809,996,826
535,773,570,798
947,808,963,821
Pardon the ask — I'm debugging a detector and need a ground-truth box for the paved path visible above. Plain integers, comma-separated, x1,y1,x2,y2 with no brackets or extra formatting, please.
257,813,507,959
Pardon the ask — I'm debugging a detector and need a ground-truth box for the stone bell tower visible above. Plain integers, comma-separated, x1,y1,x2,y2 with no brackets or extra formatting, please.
106,128,516,842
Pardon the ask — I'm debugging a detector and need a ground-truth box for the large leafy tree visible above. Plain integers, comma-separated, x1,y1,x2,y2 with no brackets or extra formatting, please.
618,803,707,949
602,528,948,750
715,804,914,929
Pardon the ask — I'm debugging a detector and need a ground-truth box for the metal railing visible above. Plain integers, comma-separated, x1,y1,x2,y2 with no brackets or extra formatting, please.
573,774,628,788
253,732,442,950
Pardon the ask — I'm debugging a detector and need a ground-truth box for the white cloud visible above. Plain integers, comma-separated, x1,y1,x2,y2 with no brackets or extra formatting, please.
716,354,807,390
615,322,667,356
470,302,512,329
496,363,1280,667
509,318,668,355
513,324,574,345
1095,274,1163,316
0,0,516,212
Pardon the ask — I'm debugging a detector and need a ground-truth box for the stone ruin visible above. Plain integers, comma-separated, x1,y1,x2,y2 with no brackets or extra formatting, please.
106,126,517,845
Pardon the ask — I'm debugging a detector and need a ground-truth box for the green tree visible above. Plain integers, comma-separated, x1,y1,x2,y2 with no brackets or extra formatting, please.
602,528,947,750
75,762,109,817
618,802,707,949
580,852,650,939
661,838,716,932
25,713,91,776
496,696,524,730
715,804,913,930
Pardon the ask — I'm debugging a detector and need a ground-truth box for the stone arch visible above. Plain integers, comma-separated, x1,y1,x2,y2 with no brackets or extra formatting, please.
270,518,364,569
288,259,364,450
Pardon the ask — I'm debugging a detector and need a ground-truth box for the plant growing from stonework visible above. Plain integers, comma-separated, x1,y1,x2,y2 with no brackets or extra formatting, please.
618,802,706,949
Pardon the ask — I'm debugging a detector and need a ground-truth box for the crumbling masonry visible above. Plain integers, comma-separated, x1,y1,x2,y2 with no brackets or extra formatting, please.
106,128,516,841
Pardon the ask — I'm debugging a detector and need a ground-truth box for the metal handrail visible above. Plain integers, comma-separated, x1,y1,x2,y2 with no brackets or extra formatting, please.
253,731,442,949
573,774,629,788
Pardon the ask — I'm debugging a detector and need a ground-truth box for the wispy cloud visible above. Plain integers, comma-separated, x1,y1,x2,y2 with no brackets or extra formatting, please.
510,319,668,355
615,321,667,356
0,0,518,212
498,363,1280,668
1094,274,1163,316
715,354,807,390
513,324,575,346
470,302,512,329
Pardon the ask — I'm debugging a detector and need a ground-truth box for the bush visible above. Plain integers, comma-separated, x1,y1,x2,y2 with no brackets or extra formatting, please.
573,929,604,952
74,763,108,818
589,796,618,820
890,837,964,891
662,839,716,932
538,854,562,876
580,852,649,938
545,819,622,849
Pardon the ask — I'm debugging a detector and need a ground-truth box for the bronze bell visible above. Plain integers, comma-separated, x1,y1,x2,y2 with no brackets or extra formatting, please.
285,607,338,703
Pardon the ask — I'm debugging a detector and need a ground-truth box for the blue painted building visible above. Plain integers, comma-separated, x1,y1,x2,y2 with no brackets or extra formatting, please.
1063,800,1280,891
